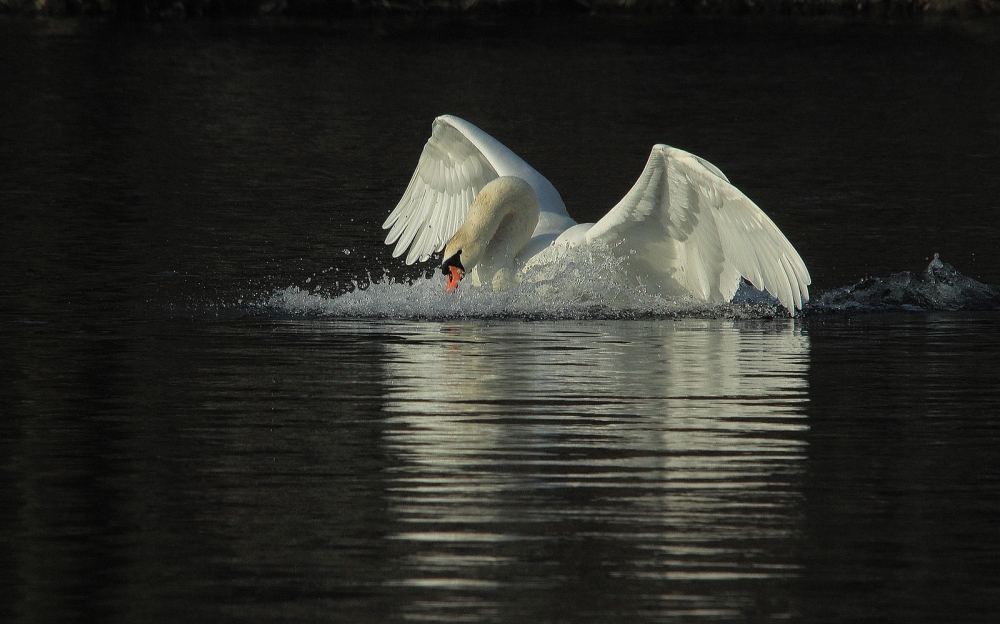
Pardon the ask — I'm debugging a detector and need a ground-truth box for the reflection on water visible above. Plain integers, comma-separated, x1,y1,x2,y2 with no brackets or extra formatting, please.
378,320,810,621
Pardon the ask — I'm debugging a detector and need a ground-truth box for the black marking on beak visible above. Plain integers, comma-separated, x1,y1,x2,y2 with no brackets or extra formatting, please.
441,251,464,276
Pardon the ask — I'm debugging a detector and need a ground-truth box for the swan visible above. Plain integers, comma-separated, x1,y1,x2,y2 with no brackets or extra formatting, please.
383,115,811,312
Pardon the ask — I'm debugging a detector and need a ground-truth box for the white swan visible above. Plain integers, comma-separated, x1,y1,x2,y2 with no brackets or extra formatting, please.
383,115,811,312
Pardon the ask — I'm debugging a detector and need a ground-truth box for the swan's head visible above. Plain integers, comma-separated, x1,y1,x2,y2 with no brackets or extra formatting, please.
439,177,539,293
441,250,465,293
441,219,487,293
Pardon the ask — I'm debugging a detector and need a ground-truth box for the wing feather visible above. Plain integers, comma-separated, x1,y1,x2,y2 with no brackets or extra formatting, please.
386,184,424,246
394,188,433,258
384,118,501,265
586,145,811,312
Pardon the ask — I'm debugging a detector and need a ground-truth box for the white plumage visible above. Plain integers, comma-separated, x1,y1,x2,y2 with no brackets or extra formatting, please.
383,115,811,312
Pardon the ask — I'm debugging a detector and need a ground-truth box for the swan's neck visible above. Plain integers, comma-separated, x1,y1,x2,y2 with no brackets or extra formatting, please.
444,176,540,289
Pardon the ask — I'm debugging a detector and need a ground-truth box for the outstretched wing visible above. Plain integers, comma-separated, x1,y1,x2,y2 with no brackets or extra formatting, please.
385,115,573,265
586,145,811,311
383,118,500,265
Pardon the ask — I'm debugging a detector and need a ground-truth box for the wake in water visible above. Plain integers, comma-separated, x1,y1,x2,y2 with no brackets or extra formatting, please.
262,254,999,320
809,254,1000,314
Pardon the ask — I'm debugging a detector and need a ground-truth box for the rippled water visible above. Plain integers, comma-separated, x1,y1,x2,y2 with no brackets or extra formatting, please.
6,314,1000,621
3,16,1000,623
379,320,810,620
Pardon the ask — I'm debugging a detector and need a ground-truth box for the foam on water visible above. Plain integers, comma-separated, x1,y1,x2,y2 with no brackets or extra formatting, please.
258,254,999,320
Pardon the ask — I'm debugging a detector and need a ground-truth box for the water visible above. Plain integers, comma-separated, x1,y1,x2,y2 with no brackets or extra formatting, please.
3,16,1000,623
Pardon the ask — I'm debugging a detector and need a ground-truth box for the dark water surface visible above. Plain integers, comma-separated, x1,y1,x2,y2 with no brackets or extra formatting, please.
2,16,1000,623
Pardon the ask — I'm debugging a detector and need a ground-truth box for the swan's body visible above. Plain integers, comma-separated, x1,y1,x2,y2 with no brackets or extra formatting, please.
384,115,811,312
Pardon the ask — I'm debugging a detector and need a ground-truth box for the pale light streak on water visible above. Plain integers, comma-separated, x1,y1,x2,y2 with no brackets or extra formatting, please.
376,321,809,621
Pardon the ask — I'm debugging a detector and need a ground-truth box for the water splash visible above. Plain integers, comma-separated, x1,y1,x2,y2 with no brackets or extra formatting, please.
266,249,784,320
261,254,998,320
266,273,734,320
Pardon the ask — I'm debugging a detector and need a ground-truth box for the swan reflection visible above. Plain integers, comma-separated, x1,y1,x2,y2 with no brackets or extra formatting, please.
379,319,810,621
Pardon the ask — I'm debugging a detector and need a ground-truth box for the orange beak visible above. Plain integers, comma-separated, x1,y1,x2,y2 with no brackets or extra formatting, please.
445,265,464,293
